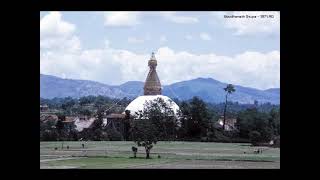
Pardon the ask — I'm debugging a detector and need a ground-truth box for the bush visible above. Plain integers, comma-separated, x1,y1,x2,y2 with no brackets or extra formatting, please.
249,131,261,145
273,136,280,147
200,137,208,142
106,128,123,141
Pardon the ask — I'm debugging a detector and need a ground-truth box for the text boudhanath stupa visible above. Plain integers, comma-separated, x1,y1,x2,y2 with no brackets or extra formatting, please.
125,52,180,117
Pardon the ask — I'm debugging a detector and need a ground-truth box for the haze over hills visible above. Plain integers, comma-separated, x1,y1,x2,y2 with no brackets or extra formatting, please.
40,74,280,104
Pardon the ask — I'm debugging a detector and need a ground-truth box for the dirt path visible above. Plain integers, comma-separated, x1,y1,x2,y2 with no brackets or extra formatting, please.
128,159,280,169
40,157,86,162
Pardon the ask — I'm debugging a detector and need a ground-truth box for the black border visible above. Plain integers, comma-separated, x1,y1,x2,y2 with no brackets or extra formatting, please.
6,0,299,178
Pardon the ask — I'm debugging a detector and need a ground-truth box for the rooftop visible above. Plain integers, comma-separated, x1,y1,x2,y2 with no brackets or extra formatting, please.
106,113,125,119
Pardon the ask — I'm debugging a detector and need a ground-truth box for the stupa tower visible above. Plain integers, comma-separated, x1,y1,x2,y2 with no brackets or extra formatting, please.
144,52,162,95
125,52,180,117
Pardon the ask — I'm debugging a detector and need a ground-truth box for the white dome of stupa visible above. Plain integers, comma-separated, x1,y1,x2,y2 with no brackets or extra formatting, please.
125,95,180,117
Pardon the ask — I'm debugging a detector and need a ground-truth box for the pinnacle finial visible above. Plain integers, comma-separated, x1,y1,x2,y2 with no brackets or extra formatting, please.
151,52,156,60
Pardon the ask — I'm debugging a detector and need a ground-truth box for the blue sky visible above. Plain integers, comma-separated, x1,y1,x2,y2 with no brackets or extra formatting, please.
40,11,280,90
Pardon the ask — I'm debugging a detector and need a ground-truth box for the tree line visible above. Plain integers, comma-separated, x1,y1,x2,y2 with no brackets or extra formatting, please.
40,95,280,147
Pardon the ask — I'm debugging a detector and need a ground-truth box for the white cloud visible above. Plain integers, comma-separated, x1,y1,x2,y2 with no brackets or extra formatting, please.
185,35,193,40
160,35,168,43
127,33,153,44
103,11,198,26
128,37,145,44
103,11,141,27
40,11,81,52
200,32,212,41
104,39,110,48
160,12,199,24
41,45,280,89
213,11,280,35
40,11,280,90
40,11,75,37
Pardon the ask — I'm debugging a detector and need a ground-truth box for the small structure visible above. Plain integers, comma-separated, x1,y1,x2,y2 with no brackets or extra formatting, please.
40,104,49,112
63,116,77,123
272,136,280,147
40,105,61,115
79,115,89,121
105,113,126,133
74,116,96,132
215,116,237,131
62,116,77,131
83,103,95,108
40,114,58,123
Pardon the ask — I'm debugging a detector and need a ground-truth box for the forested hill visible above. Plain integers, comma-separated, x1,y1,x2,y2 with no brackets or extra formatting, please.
40,74,279,104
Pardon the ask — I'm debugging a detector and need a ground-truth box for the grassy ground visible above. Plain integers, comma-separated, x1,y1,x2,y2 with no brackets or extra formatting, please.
40,141,280,169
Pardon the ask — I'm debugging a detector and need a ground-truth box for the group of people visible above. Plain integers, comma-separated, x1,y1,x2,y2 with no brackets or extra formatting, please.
243,148,265,154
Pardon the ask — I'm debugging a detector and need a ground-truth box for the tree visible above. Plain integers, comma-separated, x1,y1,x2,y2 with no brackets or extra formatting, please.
141,98,178,140
132,146,138,158
132,117,158,159
236,108,274,143
269,108,280,136
189,97,211,138
177,102,191,139
55,118,65,138
249,130,261,145
61,97,76,115
92,108,104,130
123,110,132,141
176,98,212,140
131,97,177,158
88,108,106,140
79,108,92,116
223,84,236,130
106,128,123,141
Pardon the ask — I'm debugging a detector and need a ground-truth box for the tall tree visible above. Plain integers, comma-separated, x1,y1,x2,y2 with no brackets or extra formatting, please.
223,84,236,130
269,107,280,136
178,101,191,139
123,110,132,141
187,97,210,138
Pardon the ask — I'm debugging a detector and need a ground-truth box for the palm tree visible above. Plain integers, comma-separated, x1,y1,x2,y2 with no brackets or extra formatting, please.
223,84,235,130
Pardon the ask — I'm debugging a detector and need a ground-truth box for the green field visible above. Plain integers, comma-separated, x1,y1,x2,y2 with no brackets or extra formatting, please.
40,141,280,169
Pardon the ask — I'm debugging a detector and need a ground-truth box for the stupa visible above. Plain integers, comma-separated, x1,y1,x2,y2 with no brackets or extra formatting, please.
125,52,180,117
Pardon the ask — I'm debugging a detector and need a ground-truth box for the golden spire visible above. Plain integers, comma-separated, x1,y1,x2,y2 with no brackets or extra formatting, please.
144,52,162,95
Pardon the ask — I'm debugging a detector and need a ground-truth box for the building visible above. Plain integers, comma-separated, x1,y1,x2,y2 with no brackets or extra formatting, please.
215,116,238,131
105,113,126,132
40,104,49,112
62,116,77,131
74,116,96,132
40,114,58,123
125,52,180,117
98,53,180,139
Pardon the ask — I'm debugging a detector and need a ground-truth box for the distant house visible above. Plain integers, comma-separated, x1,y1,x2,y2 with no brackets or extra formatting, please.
40,104,61,115
215,116,238,131
105,113,126,132
40,104,49,112
83,103,95,109
62,116,77,130
79,115,89,121
40,114,58,123
63,116,77,123
74,116,96,132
